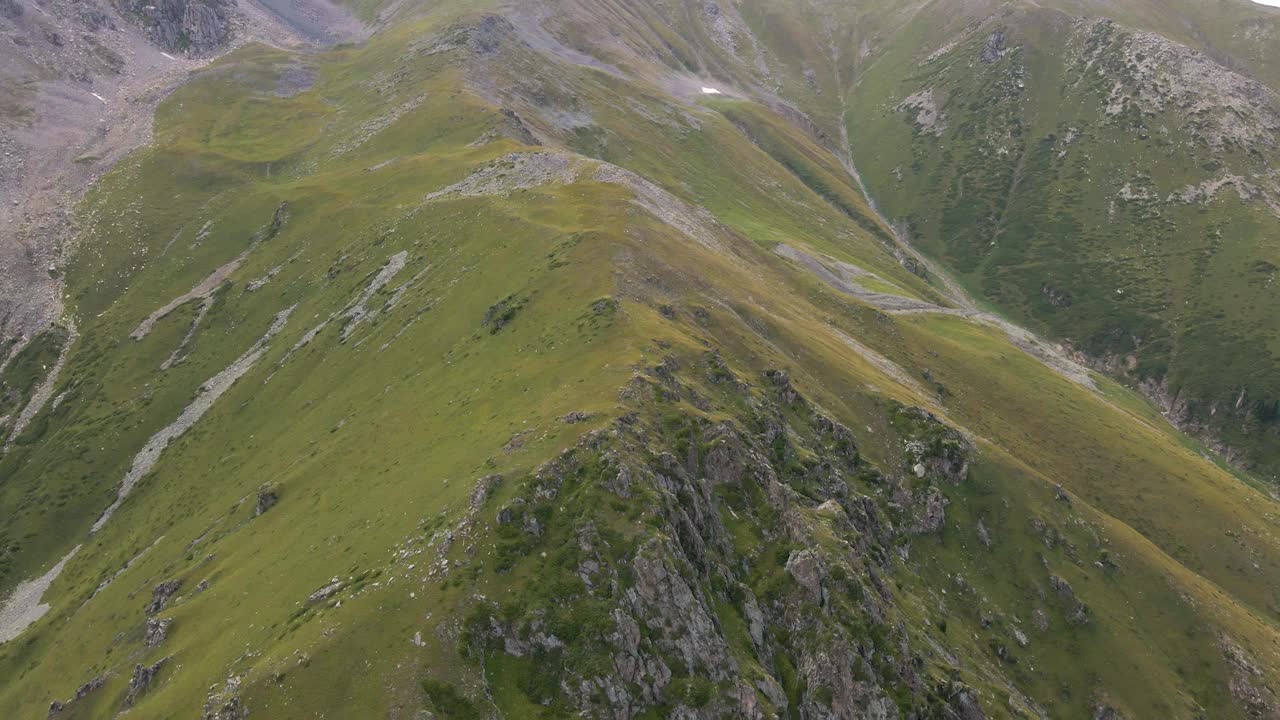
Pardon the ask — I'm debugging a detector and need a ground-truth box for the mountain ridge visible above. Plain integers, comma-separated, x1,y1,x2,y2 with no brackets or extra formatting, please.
0,0,1277,717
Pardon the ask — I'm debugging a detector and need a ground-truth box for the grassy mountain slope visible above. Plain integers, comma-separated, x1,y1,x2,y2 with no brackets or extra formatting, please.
843,0,1280,478
0,1,1277,718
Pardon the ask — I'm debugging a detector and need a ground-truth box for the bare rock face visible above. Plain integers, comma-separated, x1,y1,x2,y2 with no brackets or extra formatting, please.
456,362,994,719
980,29,1007,63
113,0,232,54
254,488,279,516
784,549,828,606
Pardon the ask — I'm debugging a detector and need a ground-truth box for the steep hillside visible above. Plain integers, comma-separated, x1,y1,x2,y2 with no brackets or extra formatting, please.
0,1,1278,719
844,0,1280,478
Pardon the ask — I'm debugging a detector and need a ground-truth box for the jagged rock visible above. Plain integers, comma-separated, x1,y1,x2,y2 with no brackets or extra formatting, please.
254,488,278,516
124,658,167,707
763,369,800,405
0,0,21,19
606,607,673,707
756,675,788,712
911,485,949,534
796,640,898,718
625,541,736,681
113,0,232,54
145,580,181,615
144,617,171,647
560,411,593,424
604,462,634,498
703,422,749,485
785,549,827,606
73,676,105,700
470,474,501,510
980,29,1006,63
1013,627,1029,647
47,700,62,716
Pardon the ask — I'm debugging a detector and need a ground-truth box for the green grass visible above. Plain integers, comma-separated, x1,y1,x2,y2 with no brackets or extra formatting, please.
846,3,1280,479
0,1,1278,718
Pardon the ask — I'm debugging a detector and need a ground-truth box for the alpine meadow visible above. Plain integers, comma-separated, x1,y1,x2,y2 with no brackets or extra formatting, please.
1,0,1279,718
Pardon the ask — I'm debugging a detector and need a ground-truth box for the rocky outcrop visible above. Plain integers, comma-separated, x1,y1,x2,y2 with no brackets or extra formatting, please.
254,488,279,516
980,29,1007,63
145,580,181,615
124,658,167,707
457,356,987,718
47,674,107,716
114,0,232,54
144,617,171,647
1048,574,1090,625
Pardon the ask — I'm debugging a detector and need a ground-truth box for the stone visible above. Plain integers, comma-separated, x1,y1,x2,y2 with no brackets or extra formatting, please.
980,29,1006,63
1013,627,1029,647
73,676,105,700
124,658,167,707
307,579,343,604
145,580,181,615
254,489,278,516
144,617,171,647
113,0,232,54
785,549,827,605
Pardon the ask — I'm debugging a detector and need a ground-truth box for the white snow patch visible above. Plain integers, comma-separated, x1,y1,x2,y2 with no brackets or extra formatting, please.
700,87,722,95
90,92,107,104
160,52,177,60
